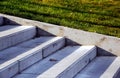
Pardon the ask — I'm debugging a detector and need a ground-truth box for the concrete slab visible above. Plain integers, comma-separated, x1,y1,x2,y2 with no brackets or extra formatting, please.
0,25,36,50
75,56,120,78
37,46,96,78
19,46,82,75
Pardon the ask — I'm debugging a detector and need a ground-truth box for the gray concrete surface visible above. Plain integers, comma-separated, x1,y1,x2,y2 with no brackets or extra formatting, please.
0,37,65,78
38,46,96,78
0,14,119,78
15,46,83,77
13,46,96,78
75,56,120,78
0,14,119,56
0,25,36,51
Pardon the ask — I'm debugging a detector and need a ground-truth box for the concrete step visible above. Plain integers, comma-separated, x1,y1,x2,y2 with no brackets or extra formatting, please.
13,46,82,78
38,45,96,78
13,45,96,78
0,36,65,78
75,56,120,78
0,25,36,51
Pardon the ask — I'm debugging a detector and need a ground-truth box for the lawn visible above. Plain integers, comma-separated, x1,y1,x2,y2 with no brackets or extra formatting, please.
0,0,120,37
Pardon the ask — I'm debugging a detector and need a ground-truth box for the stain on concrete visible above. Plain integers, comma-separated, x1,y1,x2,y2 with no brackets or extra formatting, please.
58,27,64,36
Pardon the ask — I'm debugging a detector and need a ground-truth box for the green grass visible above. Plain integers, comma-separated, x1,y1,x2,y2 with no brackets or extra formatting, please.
0,0,120,37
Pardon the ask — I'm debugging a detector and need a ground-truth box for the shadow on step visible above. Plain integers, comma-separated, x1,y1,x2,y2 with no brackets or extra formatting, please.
3,17,21,25
97,47,117,56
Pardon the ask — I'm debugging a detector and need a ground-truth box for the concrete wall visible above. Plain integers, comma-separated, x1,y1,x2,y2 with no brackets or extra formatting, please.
0,13,120,56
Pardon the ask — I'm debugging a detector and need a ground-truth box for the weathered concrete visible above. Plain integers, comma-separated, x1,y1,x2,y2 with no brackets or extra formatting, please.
75,56,120,78
0,16,3,25
0,25,36,51
37,46,96,78
0,37,65,78
17,46,83,75
0,14,119,56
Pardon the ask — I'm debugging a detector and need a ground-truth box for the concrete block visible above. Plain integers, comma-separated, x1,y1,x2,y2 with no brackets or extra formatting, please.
0,16,3,25
37,46,96,78
0,62,19,78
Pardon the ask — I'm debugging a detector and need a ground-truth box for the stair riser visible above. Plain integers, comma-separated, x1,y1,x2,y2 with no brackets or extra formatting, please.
43,39,65,58
0,28,36,51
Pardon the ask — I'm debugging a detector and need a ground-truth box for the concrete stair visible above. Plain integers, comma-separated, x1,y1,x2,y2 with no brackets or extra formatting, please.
13,46,96,78
0,25,120,78
74,56,120,78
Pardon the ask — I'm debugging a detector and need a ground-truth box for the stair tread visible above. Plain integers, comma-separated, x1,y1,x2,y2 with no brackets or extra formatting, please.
13,45,96,78
0,25,35,37
75,56,120,78
0,26,16,31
